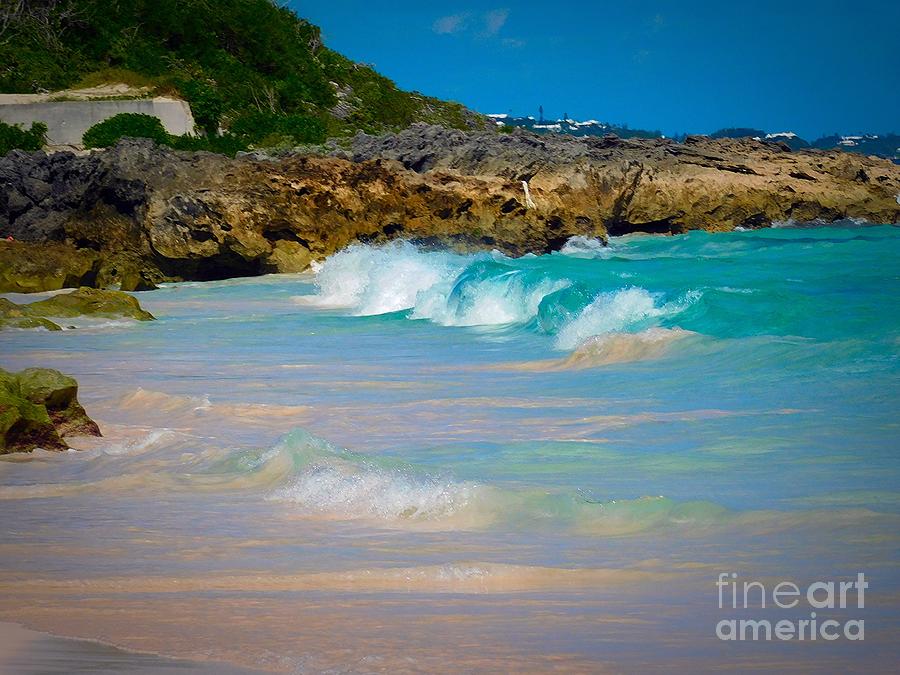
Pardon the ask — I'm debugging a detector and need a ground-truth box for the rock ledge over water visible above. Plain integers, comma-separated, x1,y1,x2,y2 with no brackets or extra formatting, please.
1,127,898,291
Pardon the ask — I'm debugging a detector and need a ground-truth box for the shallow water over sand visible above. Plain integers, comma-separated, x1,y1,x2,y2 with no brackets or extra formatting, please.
1,226,899,672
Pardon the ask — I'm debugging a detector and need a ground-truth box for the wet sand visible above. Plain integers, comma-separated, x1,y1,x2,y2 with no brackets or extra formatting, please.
0,622,263,674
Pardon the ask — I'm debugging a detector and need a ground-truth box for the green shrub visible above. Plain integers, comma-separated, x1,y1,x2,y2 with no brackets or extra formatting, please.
177,79,225,135
81,113,251,156
82,113,170,148
229,111,326,145
0,121,47,156
167,133,247,157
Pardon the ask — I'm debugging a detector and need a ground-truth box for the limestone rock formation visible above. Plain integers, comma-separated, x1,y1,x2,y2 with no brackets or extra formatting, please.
344,125,900,233
0,242,101,293
0,367,101,453
1,127,898,291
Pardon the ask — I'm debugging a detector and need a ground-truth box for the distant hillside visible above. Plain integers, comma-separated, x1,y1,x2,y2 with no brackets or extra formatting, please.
709,128,899,162
489,114,661,140
492,113,899,163
810,134,900,160
0,0,488,144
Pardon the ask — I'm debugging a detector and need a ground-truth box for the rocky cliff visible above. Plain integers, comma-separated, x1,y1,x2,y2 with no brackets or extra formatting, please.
1,126,898,291
342,125,900,234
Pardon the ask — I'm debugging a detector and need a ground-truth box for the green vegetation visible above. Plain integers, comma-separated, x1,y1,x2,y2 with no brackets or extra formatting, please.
0,121,47,155
82,112,169,148
165,133,249,157
228,110,326,146
0,0,485,147
80,112,303,156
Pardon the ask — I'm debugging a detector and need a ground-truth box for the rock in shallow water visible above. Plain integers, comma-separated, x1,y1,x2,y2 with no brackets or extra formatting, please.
24,287,155,322
0,288,155,331
0,367,100,454
0,299,62,331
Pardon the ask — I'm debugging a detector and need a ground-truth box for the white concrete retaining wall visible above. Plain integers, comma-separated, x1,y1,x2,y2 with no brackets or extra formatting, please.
0,97,195,146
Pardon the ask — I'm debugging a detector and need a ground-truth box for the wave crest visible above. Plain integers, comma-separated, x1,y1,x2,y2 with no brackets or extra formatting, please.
266,430,479,522
554,288,699,350
295,241,463,315
297,241,700,351
413,261,570,326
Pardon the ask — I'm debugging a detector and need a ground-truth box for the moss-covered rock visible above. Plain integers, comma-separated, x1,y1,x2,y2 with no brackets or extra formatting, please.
0,392,65,453
0,288,155,331
17,368,79,409
0,242,160,294
0,367,100,453
23,288,155,321
0,242,100,294
0,298,63,331
16,367,101,438
95,253,159,292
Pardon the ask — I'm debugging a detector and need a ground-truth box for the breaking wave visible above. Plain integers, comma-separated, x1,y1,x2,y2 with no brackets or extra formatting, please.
0,423,818,536
243,430,736,533
267,430,477,521
296,240,465,315
558,235,612,258
295,240,700,353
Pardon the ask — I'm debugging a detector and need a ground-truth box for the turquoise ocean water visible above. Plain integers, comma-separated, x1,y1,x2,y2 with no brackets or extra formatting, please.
0,223,898,671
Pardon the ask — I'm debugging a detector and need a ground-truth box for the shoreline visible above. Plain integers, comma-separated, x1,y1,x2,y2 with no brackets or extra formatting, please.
1,223,898,671
0,621,267,674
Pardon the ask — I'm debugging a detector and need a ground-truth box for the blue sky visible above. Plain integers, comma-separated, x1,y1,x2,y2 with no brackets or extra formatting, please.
293,1,899,139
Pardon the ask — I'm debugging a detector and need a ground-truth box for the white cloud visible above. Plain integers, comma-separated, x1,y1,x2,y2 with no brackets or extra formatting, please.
433,13,468,35
482,8,509,37
434,8,516,42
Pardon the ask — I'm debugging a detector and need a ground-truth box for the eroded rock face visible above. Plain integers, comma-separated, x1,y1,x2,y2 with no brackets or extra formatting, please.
0,241,101,293
344,125,900,233
0,367,101,453
1,128,898,291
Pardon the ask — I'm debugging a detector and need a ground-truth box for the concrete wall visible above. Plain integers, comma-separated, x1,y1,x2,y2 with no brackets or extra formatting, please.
0,97,195,147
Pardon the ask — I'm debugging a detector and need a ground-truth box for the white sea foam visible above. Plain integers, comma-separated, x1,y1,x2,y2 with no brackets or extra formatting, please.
294,241,463,315
559,236,610,258
555,288,699,350
266,431,477,521
297,242,699,350
100,429,180,456
272,462,477,521
413,272,570,326
298,241,569,327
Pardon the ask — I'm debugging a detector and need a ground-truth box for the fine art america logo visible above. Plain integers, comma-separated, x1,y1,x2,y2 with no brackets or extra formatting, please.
716,572,867,641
